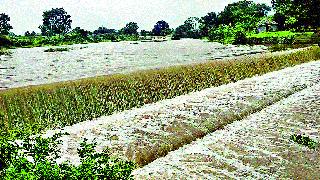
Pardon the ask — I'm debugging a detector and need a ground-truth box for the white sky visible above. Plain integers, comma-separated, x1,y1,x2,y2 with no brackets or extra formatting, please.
0,0,271,35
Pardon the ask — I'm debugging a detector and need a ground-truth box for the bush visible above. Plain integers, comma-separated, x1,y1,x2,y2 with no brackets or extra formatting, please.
0,132,135,179
290,134,318,149
0,47,319,137
208,23,246,44
233,31,248,45
0,35,13,47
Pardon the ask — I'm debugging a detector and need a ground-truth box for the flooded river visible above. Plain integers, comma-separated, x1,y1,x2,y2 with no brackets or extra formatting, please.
0,39,267,89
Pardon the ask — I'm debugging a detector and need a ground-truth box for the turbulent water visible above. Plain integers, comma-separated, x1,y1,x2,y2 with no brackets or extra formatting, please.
0,39,267,89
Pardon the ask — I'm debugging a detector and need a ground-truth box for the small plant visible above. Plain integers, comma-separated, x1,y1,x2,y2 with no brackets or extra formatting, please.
44,47,70,52
0,48,11,56
290,134,319,149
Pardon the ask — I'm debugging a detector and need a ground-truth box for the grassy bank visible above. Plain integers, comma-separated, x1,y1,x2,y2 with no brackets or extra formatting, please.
247,31,317,45
0,47,319,137
0,34,139,49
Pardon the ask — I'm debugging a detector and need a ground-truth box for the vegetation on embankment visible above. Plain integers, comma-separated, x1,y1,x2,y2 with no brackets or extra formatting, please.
0,132,135,179
246,31,317,45
0,47,319,138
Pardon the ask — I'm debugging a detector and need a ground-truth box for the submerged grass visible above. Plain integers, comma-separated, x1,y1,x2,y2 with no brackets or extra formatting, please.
44,47,70,52
0,47,319,137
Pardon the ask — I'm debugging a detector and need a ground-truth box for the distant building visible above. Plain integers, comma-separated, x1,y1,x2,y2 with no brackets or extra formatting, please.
257,20,278,33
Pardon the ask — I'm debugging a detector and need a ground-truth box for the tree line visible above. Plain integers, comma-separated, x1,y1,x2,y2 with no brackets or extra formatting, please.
0,8,172,37
1,0,319,45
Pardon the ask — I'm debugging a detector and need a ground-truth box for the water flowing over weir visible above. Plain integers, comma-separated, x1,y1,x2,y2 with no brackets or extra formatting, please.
0,39,267,89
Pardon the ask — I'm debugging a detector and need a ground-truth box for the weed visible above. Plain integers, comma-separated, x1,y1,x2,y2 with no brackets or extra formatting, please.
290,134,318,149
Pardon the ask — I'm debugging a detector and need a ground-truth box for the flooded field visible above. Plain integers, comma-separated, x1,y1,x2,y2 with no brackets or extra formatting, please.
0,39,267,89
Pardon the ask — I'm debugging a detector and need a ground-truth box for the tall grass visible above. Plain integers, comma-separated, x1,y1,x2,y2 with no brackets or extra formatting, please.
0,47,319,137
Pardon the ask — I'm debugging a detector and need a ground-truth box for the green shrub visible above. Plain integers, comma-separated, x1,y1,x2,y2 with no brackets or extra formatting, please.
0,132,135,179
290,134,318,149
0,36,13,47
0,48,11,56
247,31,316,45
208,23,246,44
233,31,248,45
0,47,319,137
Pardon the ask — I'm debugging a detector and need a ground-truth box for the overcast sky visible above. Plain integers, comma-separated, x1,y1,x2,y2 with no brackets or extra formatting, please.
0,0,271,35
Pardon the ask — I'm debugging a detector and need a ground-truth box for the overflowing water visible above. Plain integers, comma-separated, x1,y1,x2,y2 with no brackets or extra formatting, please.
0,39,267,89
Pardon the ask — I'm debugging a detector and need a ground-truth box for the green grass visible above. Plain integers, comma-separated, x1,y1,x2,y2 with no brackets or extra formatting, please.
0,47,319,138
248,31,298,38
247,31,317,45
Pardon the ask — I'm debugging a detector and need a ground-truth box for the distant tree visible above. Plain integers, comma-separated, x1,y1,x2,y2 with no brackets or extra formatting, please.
25,31,31,36
152,20,171,36
93,27,116,35
0,13,13,35
200,12,218,36
71,27,89,37
39,8,72,36
123,22,139,35
30,31,36,36
173,17,201,39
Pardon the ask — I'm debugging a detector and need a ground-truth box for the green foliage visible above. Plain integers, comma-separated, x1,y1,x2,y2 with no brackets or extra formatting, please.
0,47,319,137
290,134,319,149
217,0,270,30
122,22,139,35
152,20,171,36
199,12,218,36
197,0,270,42
0,48,11,56
39,8,72,36
0,13,13,35
173,17,201,39
0,133,135,179
247,31,316,45
0,35,13,47
208,23,246,44
272,0,320,30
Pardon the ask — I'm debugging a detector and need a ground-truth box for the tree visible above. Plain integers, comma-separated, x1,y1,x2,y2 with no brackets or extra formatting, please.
30,31,36,36
152,20,171,36
218,1,270,30
71,27,89,37
39,8,72,36
123,22,139,35
272,0,320,30
0,13,13,35
173,17,201,39
25,31,31,36
200,12,218,36
93,27,116,35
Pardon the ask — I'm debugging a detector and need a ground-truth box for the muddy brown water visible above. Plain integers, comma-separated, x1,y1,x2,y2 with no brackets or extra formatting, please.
0,39,267,89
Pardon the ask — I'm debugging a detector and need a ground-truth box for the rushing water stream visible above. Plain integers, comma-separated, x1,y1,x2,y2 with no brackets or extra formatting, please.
0,39,267,89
